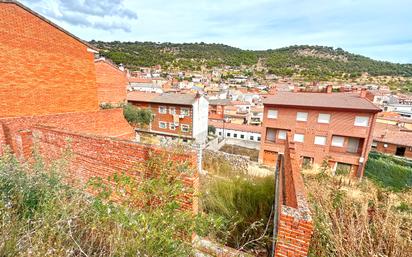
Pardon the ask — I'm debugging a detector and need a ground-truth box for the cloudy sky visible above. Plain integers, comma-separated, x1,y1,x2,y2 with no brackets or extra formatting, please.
21,0,412,63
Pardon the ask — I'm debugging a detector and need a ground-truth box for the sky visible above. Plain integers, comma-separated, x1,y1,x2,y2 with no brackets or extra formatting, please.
21,0,412,64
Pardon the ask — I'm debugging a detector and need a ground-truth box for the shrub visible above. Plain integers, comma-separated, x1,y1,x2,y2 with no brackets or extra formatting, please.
365,152,412,192
123,104,153,126
0,149,215,256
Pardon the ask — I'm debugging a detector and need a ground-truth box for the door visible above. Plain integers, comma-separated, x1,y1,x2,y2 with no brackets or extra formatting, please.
395,146,406,157
347,138,359,153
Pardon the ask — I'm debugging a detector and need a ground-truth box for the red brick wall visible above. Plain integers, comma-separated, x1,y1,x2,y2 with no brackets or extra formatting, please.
0,3,98,118
274,135,313,257
95,60,127,105
375,141,412,159
22,126,198,212
0,109,135,154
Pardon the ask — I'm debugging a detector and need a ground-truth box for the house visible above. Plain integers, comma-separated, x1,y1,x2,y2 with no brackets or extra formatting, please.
384,103,412,118
127,92,209,144
208,99,230,121
250,106,264,125
372,123,412,159
223,105,248,125
128,77,163,93
209,120,262,143
95,58,128,106
259,91,381,177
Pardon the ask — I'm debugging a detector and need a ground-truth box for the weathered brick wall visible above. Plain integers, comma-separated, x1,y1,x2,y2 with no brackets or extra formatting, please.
0,2,98,118
95,60,128,105
274,135,313,257
19,126,198,212
375,141,412,159
0,109,135,155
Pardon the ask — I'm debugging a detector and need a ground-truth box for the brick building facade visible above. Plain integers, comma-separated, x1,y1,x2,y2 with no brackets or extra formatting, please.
95,58,128,106
372,122,412,159
260,91,381,177
0,1,99,117
128,92,209,144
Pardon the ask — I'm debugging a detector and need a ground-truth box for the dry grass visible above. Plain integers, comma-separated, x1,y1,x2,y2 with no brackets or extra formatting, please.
304,168,412,257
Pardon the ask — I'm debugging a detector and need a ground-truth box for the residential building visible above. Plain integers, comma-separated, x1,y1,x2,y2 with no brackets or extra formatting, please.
224,105,248,125
209,121,262,143
259,91,381,177
208,99,230,121
250,106,264,125
95,58,128,106
128,78,163,93
372,123,412,159
384,104,412,118
127,92,209,144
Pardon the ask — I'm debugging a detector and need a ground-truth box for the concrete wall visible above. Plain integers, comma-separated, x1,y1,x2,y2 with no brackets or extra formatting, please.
192,96,209,143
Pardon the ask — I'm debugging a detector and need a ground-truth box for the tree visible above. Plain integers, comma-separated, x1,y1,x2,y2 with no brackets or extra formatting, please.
123,104,153,127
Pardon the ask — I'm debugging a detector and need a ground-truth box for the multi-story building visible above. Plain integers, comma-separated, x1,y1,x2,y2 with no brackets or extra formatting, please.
208,99,230,121
259,91,381,177
127,92,209,144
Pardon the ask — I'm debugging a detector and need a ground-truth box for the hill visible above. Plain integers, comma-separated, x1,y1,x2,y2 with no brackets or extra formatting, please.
91,41,412,81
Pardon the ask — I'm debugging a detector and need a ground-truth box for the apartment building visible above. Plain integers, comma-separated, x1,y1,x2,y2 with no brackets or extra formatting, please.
127,92,209,144
259,91,381,177
208,99,230,121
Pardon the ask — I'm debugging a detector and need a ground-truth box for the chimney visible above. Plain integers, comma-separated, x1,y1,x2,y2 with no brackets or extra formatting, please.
360,88,367,98
326,85,333,94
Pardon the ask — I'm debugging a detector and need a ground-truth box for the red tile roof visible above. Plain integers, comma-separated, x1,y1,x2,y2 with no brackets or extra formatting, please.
128,77,153,83
373,123,412,147
263,92,381,112
209,120,262,133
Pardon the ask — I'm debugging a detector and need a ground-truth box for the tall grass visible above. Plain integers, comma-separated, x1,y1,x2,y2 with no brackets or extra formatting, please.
201,154,274,254
365,152,412,192
306,172,412,257
0,150,215,257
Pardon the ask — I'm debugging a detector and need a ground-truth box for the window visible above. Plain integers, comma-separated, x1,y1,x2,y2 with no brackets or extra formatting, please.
335,162,352,175
354,116,369,127
181,124,190,132
218,132,222,136
181,108,190,116
250,136,254,141
233,133,238,138
267,109,278,119
278,130,287,140
240,134,245,139
296,112,308,122
293,133,304,143
169,123,176,130
371,141,377,149
159,106,167,114
159,121,167,129
169,107,176,115
257,137,261,141
318,113,331,124
314,136,327,145
331,136,345,147
227,132,231,137
266,128,276,142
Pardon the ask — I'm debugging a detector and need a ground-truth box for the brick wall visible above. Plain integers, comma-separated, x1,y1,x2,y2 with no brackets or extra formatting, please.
0,3,98,118
374,141,412,159
17,126,198,212
274,134,313,257
95,60,128,105
0,109,135,154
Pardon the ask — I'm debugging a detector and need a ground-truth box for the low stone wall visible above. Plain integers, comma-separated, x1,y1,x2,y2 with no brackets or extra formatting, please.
203,149,250,174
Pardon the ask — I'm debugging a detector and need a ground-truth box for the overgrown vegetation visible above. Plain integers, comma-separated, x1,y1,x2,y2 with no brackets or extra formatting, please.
306,160,412,257
91,41,412,80
219,145,259,162
123,103,153,127
0,149,216,256
365,151,412,192
201,154,274,255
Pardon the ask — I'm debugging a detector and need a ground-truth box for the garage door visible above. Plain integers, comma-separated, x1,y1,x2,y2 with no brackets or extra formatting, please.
263,150,278,167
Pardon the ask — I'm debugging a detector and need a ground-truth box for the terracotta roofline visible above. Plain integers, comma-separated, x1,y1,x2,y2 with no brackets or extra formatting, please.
1,0,99,52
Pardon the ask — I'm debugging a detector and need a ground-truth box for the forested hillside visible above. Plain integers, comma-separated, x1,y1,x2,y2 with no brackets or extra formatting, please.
91,41,412,80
